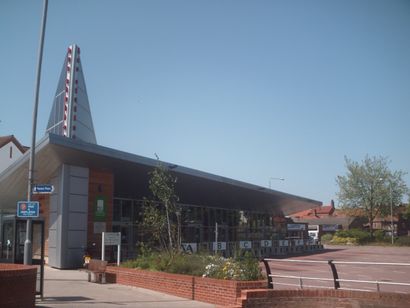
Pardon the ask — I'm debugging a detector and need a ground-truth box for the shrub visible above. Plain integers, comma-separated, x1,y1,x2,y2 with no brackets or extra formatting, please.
202,253,263,281
374,230,387,242
202,255,227,279
395,236,410,246
121,259,140,268
334,229,371,244
321,233,333,243
122,250,263,281
167,253,208,276
121,253,164,270
330,235,358,245
237,251,263,281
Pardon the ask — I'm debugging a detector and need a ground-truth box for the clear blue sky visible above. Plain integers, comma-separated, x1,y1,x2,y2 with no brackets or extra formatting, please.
1,0,409,204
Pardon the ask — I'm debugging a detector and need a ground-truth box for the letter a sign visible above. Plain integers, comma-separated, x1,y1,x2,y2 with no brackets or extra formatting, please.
181,243,197,253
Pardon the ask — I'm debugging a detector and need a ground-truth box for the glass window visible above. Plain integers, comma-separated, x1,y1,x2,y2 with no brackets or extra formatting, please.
186,207,194,223
113,199,121,221
133,200,143,223
182,226,200,242
210,208,215,226
195,207,202,222
1,222,13,260
121,227,129,244
122,200,132,221
203,208,209,226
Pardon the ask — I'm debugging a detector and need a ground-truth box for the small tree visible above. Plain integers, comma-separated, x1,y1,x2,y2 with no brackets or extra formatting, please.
141,200,169,251
336,155,408,238
143,160,180,252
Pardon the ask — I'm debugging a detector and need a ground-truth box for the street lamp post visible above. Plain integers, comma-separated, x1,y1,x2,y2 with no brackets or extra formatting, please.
24,0,48,265
269,177,285,189
390,184,394,245
378,178,394,245
379,178,394,245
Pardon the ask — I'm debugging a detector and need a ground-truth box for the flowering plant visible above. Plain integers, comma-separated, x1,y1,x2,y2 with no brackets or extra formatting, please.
202,253,262,280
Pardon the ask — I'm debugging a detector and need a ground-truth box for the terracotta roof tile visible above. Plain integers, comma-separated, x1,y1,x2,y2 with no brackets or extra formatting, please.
291,203,335,218
0,135,29,154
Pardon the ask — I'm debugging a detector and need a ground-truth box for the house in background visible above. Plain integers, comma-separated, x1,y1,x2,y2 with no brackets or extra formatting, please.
0,135,28,174
289,200,365,239
291,199,410,239
371,205,410,237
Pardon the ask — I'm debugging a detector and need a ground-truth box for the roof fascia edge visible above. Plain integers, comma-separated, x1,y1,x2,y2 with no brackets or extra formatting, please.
48,133,322,206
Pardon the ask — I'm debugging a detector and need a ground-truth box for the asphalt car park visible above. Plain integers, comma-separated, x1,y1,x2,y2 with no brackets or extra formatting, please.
264,244,410,293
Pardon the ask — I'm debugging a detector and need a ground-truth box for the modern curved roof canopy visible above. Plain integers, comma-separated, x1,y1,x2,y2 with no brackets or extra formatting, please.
0,45,321,216
0,133,321,215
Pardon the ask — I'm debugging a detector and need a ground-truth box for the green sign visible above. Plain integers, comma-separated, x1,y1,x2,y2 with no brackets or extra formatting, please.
94,196,106,221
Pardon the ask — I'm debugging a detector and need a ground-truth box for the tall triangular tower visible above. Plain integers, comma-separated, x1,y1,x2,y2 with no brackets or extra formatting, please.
46,44,97,144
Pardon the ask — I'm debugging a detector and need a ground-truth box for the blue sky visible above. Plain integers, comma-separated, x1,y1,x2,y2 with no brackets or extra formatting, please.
1,0,409,204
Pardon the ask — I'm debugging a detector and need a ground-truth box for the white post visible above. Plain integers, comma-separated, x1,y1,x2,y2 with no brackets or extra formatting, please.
101,232,105,261
117,232,121,266
6,241,9,260
117,243,121,266
214,222,218,254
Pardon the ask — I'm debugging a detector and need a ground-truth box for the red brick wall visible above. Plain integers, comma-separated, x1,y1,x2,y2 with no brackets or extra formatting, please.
239,289,410,308
0,264,37,308
193,278,266,306
106,267,194,299
87,169,114,258
106,266,266,306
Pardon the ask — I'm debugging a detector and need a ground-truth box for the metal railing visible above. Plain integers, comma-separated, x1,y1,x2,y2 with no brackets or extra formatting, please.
262,258,410,293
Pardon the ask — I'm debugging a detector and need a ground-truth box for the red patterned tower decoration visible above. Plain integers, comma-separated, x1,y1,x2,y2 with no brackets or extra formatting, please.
63,46,72,137
46,44,97,144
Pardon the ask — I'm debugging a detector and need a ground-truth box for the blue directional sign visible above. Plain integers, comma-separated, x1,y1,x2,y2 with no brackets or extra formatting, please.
33,184,54,194
17,201,40,218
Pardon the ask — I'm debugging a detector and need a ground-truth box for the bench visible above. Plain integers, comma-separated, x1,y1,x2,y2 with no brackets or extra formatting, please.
86,259,108,284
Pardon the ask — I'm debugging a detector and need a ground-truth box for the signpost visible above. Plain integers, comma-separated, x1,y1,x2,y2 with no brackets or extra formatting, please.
240,241,252,249
212,242,227,251
287,223,306,231
102,232,121,266
17,201,40,218
181,243,197,253
261,240,272,248
322,224,339,232
33,184,54,194
279,240,289,247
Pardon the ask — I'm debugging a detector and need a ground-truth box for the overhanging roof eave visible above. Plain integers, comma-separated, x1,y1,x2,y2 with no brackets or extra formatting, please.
1,133,321,213
47,134,321,208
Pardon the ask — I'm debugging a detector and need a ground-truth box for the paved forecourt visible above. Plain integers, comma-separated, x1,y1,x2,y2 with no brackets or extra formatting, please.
36,266,215,308
266,245,410,293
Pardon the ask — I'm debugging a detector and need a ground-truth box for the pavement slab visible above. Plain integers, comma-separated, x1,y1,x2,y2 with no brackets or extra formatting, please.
36,266,215,308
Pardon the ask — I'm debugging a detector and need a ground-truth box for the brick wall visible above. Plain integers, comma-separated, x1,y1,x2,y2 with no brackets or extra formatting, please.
239,289,410,308
106,266,266,306
87,169,114,258
106,267,194,299
0,264,37,308
193,278,266,306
